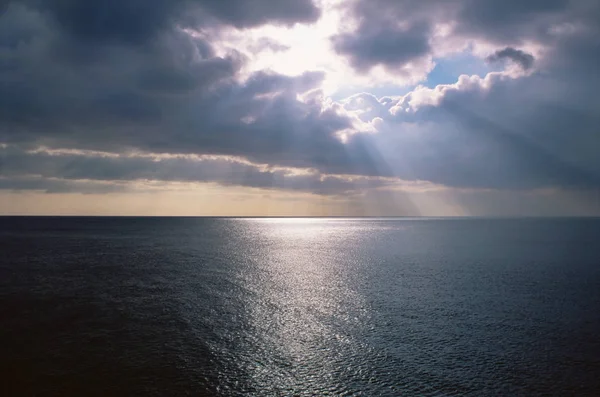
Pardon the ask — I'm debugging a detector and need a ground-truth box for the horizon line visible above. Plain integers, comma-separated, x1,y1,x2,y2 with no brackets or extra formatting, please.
1,215,599,219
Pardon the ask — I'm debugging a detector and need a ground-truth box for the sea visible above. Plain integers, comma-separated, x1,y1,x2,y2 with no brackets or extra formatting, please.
1,217,599,396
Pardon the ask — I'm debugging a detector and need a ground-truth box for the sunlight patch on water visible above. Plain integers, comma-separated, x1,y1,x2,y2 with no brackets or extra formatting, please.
235,219,375,393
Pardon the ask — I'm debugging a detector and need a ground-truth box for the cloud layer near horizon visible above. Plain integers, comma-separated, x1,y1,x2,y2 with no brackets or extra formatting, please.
1,0,599,214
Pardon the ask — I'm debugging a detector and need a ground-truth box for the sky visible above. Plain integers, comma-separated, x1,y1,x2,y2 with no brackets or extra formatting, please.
0,0,599,216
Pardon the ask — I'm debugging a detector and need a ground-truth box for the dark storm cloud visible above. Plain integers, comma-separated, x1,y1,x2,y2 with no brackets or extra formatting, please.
196,0,320,29
455,0,569,42
0,7,243,136
23,0,319,44
30,0,176,44
332,21,431,72
332,0,572,72
486,47,535,70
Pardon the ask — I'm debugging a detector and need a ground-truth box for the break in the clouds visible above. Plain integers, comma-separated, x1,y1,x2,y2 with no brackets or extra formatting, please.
1,0,599,215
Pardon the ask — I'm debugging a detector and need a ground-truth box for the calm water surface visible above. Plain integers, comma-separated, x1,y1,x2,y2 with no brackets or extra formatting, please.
1,217,600,396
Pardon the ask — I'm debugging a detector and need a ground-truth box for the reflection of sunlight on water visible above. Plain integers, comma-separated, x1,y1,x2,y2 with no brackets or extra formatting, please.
236,218,380,393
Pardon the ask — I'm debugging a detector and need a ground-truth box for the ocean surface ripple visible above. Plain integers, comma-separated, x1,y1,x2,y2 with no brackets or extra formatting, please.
1,217,600,396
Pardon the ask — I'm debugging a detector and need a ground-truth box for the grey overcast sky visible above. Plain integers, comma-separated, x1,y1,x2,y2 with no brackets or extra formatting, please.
1,0,599,216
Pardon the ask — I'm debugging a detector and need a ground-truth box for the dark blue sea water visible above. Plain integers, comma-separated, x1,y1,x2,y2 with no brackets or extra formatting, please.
1,217,600,396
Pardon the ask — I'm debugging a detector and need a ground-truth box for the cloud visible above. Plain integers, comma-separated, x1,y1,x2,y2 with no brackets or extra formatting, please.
1,0,600,210
330,0,576,74
367,67,600,190
325,0,600,192
196,0,320,29
0,145,402,195
247,37,290,54
455,0,570,42
0,3,387,178
23,0,320,45
0,176,131,194
332,21,431,73
486,47,535,70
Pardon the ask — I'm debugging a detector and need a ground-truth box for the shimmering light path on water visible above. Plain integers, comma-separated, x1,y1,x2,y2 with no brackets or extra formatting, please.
1,218,600,396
